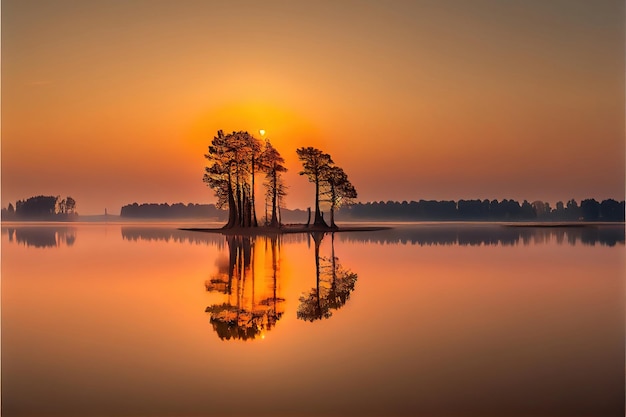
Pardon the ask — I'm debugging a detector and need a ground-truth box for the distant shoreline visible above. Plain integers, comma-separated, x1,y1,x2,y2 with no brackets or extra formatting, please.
179,224,392,235
2,218,624,227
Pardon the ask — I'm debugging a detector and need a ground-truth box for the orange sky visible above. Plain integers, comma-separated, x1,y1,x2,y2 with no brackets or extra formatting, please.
2,0,624,214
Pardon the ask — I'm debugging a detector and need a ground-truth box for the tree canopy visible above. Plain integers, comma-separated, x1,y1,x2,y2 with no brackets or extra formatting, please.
296,146,357,229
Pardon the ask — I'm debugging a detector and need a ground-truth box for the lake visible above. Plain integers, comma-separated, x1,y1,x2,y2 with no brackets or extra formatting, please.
2,222,624,417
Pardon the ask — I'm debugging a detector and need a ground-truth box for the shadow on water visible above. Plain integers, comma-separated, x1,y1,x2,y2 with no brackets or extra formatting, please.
2,226,76,248
205,235,285,341
297,232,358,322
338,224,625,247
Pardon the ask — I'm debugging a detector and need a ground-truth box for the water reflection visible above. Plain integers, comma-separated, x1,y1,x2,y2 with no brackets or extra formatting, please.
2,226,76,248
298,233,358,322
340,224,625,247
121,227,226,246
4,224,623,250
2,223,623,416
205,236,285,341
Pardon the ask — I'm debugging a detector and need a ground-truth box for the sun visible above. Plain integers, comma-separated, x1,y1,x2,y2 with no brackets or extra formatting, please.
259,129,266,137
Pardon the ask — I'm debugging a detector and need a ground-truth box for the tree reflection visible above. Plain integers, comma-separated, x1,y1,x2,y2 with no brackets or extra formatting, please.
2,226,76,248
338,225,625,247
297,232,358,322
205,236,284,341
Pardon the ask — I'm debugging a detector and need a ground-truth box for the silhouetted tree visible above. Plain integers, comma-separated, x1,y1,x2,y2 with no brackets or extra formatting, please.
204,130,267,228
520,200,536,219
204,130,289,229
2,203,16,220
15,195,61,220
581,199,600,221
120,202,226,219
65,197,76,214
296,147,333,227
260,140,287,227
566,199,581,220
600,199,624,221
323,166,357,228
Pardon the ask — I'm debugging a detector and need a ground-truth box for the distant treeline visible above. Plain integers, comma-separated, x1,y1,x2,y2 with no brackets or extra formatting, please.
120,202,228,219
118,198,625,222
1,195,77,220
119,202,310,222
337,198,625,222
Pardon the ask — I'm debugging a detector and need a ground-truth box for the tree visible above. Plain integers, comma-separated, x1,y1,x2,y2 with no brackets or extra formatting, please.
323,166,357,228
203,130,234,226
203,130,266,229
580,199,600,221
57,198,67,214
15,195,58,218
566,199,581,220
532,201,551,219
65,197,76,214
599,199,623,221
296,147,333,227
260,140,287,228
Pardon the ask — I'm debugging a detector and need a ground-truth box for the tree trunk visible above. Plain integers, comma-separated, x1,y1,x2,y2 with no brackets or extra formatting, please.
251,158,258,227
236,183,243,228
242,192,251,228
270,170,278,227
331,233,336,283
330,183,337,229
226,174,237,229
314,175,327,227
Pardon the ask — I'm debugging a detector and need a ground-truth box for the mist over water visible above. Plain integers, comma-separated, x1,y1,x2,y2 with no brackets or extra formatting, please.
2,223,624,416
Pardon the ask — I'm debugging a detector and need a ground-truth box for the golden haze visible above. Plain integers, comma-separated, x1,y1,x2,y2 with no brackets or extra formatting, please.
2,1,623,214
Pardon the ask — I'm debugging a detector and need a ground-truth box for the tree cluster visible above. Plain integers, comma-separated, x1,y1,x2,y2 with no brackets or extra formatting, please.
203,130,287,229
2,195,77,220
203,130,360,230
340,198,625,222
120,202,227,219
296,147,357,228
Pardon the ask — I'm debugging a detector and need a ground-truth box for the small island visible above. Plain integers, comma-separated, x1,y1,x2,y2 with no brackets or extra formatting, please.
184,129,385,235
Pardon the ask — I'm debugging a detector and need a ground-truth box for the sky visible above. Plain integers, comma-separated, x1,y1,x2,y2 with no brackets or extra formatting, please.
2,0,624,215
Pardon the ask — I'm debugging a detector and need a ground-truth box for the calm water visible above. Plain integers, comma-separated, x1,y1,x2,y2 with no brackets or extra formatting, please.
2,223,624,417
